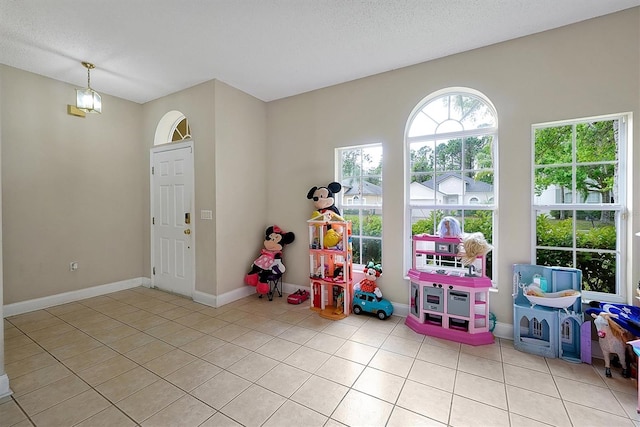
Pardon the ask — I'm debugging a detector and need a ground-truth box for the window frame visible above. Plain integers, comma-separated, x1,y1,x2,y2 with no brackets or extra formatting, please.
404,88,498,282
335,143,383,268
531,112,630,303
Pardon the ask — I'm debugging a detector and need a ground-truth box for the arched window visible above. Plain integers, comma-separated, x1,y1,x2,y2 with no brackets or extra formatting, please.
171,117,191,142
154,110,191,146
405,88,497,279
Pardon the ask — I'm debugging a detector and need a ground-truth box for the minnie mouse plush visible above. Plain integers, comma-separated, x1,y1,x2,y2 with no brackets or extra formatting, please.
356,261,383,301
245,225,295,296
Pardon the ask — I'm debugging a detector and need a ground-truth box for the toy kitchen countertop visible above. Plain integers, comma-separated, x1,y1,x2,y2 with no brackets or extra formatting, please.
408,268,491,289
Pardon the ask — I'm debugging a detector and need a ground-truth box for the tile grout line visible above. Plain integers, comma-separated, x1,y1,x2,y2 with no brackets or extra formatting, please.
5,287,640,426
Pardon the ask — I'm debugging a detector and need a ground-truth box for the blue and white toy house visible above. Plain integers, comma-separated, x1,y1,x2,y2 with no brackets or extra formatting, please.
513,264,584,363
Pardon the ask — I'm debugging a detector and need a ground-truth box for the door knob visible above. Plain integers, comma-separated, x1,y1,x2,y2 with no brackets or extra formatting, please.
184,229,191,235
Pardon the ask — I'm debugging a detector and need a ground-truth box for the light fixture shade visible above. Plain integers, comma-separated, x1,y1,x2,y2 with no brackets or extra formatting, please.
76,87,102,113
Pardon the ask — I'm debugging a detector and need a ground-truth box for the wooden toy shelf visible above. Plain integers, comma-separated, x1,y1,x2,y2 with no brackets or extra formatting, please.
406,234,493,346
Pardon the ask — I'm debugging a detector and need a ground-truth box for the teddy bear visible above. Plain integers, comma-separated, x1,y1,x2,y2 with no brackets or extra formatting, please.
245,225,295,296
355,261,383,301
307,182,345,221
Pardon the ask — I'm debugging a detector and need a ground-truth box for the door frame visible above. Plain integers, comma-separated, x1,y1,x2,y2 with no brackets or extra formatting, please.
150,140,195,296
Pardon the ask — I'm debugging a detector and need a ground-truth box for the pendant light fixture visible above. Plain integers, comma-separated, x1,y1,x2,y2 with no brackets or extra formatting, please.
76,61,102,114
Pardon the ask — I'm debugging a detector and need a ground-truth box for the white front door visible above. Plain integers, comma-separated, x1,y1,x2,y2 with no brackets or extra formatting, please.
151,141,194,297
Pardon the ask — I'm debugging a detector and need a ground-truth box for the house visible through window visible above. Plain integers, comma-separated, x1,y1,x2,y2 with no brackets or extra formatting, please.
532,114,629,301
405,89,497,279
336,144,382,266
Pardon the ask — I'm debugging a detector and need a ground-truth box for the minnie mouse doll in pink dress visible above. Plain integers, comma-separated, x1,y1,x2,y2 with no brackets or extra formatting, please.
245,225,295,295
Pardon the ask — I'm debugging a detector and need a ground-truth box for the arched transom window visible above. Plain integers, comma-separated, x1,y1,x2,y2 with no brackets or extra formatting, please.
154,110,192,146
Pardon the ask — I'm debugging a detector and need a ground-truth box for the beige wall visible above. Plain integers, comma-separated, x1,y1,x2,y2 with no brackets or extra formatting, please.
0,69,268,305
141,80,268,297
0,66,5,375
213,81,268,295
267,9,640,324
0,8,638,332
1,65,145,304
141,81,218,295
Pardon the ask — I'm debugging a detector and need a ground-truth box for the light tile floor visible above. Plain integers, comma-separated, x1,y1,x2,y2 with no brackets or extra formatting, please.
2,286,640,427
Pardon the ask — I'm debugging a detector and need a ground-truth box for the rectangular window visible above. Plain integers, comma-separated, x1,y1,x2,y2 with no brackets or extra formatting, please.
336,144,382,266
532,114,629,301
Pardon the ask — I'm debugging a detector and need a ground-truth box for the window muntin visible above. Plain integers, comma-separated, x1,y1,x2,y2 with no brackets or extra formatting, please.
406,90,497,280
337,144,382,266
532,115,628,301
408,94,496,137
171,117,191,142
154,111,191,146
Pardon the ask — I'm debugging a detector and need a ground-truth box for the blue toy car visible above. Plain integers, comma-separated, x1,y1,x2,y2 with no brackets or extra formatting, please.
352,290,394,320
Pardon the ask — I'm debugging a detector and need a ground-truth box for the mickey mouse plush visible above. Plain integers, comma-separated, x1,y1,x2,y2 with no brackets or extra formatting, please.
245,225,295,296
307,182,343,220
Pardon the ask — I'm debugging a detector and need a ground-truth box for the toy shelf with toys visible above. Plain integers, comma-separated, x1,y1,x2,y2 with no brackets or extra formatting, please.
307,217,353,320
406,233,494,346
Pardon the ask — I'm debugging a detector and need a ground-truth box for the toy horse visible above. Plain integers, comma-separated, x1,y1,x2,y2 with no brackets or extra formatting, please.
591,312,633,378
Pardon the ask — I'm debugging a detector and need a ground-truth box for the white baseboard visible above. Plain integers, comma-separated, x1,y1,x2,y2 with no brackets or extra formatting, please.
3,279,608,364
0,277,535,352
192,289,217,307
282,282,309,296
0,374,12,399
255,282,515,338
391,302,410,318
3,280,299,316
195,283,300,309
493,321,513,341
3,277,148,317
280,283,413,317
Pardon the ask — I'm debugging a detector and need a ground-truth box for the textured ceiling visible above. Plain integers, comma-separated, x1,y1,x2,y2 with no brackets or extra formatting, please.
1,0,638,103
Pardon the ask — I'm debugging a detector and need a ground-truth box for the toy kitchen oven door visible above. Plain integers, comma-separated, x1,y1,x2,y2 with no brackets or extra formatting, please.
411,281,470,327
411,282,446,318
411,283,444,317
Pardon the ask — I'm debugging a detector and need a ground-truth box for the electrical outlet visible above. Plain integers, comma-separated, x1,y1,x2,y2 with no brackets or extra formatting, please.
70,262,78,271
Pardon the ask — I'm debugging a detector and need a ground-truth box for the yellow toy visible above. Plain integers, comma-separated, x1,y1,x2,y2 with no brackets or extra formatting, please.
323,228,342,248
